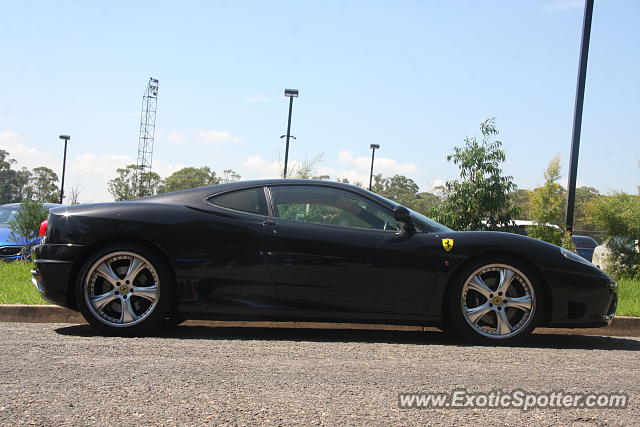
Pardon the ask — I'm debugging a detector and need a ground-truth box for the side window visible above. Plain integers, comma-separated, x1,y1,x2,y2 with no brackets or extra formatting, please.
270,185,399,231
207,188,268,216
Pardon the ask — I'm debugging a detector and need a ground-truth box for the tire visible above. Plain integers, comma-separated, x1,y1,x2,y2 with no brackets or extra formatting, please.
447,257,543,345
75,243,175,336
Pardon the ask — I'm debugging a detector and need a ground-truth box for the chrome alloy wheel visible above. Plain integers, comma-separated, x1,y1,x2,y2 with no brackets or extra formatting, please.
460,264,536,339
83,251,160,327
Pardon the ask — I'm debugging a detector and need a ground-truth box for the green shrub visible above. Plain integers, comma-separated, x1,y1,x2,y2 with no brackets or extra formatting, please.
7,200,48,256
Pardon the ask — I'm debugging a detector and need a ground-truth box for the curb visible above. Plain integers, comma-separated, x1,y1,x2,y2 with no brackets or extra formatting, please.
0,304,84,324
1,304,639,337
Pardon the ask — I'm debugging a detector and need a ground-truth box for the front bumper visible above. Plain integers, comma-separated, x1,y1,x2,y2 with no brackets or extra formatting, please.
544,267,618,328
0,245,28,261
31,243,84,309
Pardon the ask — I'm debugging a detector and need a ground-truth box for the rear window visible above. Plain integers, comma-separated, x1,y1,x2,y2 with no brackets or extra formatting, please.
207,188,268,216
571,236,598,248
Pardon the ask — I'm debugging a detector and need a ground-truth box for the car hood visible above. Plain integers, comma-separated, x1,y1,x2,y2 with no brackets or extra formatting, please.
0,224,29,245
431,230,609,279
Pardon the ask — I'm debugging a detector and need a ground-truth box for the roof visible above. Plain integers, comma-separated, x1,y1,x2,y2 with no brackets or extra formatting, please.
140,179,398,209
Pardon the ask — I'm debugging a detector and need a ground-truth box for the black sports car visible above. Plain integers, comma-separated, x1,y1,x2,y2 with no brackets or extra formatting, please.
32,180,617,343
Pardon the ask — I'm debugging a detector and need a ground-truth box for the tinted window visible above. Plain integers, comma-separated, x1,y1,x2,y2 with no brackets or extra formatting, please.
270,185,399,231
571,236,598,248
208,188,268,215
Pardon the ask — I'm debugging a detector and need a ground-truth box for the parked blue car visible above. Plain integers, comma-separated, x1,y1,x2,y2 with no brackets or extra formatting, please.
0,203,63,261
570,235,599,263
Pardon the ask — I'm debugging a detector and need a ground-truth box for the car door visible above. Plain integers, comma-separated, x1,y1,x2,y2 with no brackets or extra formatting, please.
261,184,439,317
175,186,279,311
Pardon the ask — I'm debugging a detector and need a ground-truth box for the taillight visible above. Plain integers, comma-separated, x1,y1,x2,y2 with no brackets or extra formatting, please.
39,219,48,238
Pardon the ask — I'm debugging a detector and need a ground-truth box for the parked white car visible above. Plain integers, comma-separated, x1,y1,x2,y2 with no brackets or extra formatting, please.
592,237,640,273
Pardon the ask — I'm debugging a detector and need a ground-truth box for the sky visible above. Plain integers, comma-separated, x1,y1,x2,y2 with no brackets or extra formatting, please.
1,0,638,203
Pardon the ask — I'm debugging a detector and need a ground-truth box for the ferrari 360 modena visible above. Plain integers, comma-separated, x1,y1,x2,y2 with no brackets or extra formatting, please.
32,180,617,344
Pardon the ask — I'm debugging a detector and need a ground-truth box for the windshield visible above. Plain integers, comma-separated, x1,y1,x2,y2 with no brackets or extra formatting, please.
410,209,453,232
0,207,19,225
371,192,452,232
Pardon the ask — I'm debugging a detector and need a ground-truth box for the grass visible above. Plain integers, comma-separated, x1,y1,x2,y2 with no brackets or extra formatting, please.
1,260,639,317
616,278,640,317
0,261,47,305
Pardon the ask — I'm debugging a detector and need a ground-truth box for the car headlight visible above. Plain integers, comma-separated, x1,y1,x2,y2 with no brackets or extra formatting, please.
560,247,594,266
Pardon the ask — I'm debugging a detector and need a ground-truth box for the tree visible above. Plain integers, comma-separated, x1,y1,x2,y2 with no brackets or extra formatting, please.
7,200,48,256
29,167,59,203
588,193,640,278
529,156,564,224
412,192,440,214
221,169,241,183
68,181,82,205
15,168,33,201
286,154,324,180
0,150,19,203
372,174,418,206
108,165,161,201
431,117,518,230
158,166,221,194
509,189,533,220
527,156,565,245
574,186,601,231
527,156,574,249
371,174,439,214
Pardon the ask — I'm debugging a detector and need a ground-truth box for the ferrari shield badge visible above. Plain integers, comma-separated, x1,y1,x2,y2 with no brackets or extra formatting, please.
441,238,454,252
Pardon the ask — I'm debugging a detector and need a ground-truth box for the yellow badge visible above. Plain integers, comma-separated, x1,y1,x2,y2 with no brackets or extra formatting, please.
442,238,454,252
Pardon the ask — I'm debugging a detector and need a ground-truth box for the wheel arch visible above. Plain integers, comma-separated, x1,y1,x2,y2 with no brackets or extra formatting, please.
441,250,553,327
66,235,177,310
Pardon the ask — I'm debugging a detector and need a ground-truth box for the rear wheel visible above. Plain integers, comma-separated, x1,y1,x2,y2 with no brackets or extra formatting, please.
75,244,175,336
448,258,542,344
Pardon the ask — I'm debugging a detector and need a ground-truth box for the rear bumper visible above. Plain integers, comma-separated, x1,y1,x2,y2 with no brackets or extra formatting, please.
31,243,84,309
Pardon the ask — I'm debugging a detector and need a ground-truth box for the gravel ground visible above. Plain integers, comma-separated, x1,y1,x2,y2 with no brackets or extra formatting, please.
0,322,638,426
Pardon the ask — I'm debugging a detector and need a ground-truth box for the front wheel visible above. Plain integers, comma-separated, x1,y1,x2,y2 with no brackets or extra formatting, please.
75,244,175,336
447,258,543,344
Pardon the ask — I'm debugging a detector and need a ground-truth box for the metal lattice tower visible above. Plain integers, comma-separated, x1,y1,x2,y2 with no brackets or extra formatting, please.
136,77,159,197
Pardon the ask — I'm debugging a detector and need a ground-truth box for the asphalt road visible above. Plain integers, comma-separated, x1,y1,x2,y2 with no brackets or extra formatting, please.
1,322,639,426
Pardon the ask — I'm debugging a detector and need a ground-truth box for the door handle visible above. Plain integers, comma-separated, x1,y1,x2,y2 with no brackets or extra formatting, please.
264,219,277,226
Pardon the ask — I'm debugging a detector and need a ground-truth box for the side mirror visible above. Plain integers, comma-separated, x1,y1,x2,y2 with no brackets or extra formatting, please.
394,205,415,236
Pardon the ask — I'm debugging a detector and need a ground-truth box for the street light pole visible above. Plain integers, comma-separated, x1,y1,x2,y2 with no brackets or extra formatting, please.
565,0,594,234
283,89,299,178
369,144,380,191
59,135,70,204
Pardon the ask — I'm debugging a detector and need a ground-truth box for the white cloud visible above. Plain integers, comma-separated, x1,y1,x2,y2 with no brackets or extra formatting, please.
423,178,449,195
166,131,185,144
243,155,282,178
242,155,326,179
153,160,187,178
338,150,417,175
0,130,58,170
71,153,132,175
334,170,370,186
195,129,241,144
68,155,185,203
429,178,447,190
545,0,583,12
2,131,185,204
